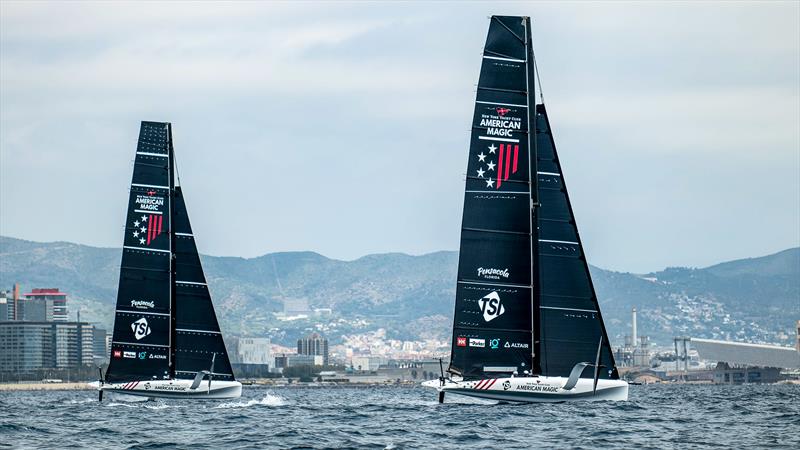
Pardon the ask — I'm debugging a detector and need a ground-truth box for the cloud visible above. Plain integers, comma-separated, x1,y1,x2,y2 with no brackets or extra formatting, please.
1,1,798,271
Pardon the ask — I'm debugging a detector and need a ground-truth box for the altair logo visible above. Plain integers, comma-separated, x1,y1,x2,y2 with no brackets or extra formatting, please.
131,317,151,340
478,291,505,322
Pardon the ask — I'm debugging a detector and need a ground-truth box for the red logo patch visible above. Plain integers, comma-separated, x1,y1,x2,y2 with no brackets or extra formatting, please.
496,107,510,116
113,350,122,358
456,337,467,347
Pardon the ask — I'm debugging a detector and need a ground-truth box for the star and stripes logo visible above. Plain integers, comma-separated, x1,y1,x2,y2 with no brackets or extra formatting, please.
132,213,163,245
475,143,519,189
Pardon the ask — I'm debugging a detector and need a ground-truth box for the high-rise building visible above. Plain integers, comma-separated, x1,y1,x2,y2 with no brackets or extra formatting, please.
0,284,20,321
20,297,54,322
24,289,68,322
92,327,109,363
238,338,272,365
0,321,94,374
297,332,328,366
0,298,8,322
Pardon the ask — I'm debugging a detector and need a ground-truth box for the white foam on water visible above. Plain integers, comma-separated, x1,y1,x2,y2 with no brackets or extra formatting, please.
215,393,288,409
144,402,169,410
67,398,96,404
107,402,138,408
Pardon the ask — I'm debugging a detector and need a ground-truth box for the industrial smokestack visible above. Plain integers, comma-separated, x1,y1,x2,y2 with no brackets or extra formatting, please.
632,307,638,350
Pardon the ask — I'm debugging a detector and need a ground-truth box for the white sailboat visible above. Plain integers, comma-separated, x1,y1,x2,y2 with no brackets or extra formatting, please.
425,16,628,403
97,121,241,400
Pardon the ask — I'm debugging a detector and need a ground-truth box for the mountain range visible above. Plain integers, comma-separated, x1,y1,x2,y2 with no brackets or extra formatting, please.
1,235,797,348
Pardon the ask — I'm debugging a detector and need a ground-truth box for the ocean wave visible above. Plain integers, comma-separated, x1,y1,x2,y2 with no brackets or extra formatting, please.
215,393,287,409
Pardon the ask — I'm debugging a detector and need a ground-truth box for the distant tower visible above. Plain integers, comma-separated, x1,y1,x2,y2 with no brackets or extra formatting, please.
796,320,800,352
632,307,638,350
12,283,20,320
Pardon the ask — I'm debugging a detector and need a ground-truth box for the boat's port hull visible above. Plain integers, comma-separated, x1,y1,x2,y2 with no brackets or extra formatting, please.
100,379,242,399
423,376,628,402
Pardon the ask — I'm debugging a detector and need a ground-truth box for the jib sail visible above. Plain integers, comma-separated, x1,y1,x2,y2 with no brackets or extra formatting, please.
172,187,235,382
106,121,173,383
448,16,536,379
534,104,618,379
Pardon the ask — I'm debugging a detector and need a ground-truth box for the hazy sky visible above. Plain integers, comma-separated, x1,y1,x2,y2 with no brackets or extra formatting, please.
1,1,798,273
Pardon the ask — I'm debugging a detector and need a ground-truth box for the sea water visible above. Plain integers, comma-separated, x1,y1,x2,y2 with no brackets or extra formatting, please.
1,384,798,449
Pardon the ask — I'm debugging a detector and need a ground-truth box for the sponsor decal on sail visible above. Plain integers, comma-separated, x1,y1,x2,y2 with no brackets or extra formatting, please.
149,353,167,360
475,143,519,189
134,191,164,212
477,267,509,280
478,291,505,322
472,106,522,189
131,317,151,340
469,338,485,348
504,341,529,349
123,351,136,359
113,350,122,358
489,338,500,349
138,351,147,360
456,337,467,347
131,192,164,246
130,300,155,310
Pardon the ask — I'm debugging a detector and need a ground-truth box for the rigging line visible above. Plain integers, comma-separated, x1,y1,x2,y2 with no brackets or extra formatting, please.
531,39,545,104
172,141,182,188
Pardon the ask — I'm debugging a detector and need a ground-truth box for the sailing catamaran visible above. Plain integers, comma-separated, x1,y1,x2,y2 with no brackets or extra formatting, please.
422,16,628,402
98,121,241,400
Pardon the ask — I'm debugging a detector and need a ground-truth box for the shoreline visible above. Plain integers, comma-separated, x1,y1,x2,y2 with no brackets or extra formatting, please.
0,382,94,391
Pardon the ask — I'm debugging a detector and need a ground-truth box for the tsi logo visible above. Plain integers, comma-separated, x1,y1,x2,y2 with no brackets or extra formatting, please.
478,291,505,322
131,317,151,340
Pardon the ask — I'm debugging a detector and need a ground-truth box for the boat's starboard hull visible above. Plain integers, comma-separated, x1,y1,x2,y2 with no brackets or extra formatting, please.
423,376,628,403
99,379,242,399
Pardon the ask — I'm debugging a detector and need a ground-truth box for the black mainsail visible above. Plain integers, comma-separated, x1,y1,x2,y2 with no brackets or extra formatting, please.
448,16,618,381
106,121,234,384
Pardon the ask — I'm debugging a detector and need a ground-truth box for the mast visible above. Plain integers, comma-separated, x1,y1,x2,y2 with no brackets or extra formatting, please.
168,124,177,379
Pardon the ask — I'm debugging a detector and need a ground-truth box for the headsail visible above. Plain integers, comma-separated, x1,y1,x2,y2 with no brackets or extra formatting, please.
449,16,535,379
535,104,618,379
172,187,235,382
106,121,173,383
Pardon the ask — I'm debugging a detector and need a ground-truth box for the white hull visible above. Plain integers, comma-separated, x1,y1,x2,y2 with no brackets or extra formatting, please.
423,376,628,403
99,379,242,399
